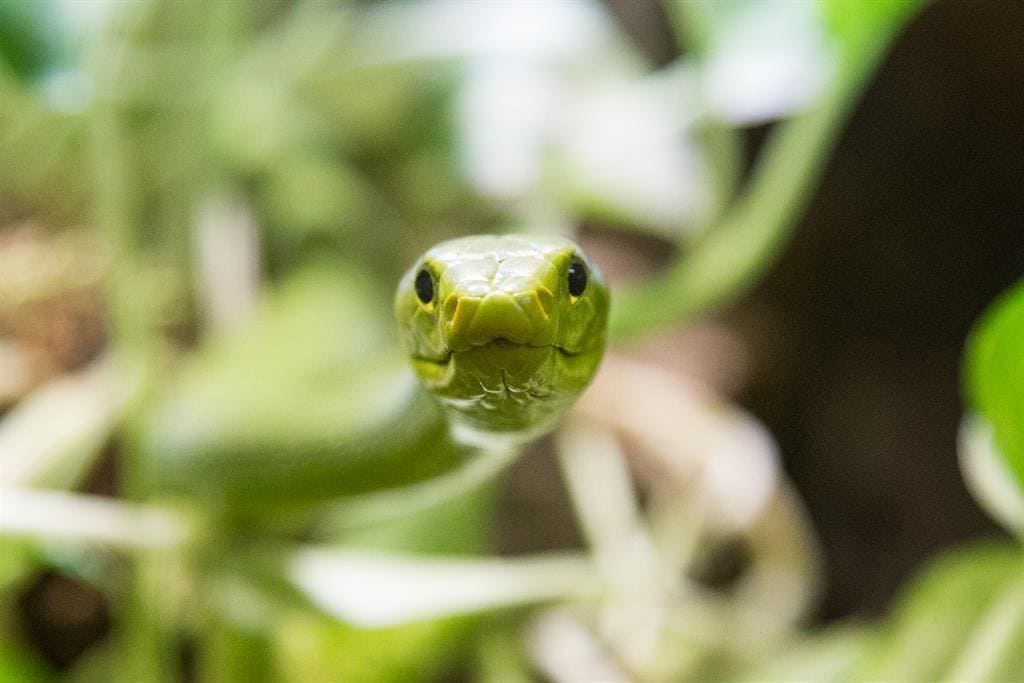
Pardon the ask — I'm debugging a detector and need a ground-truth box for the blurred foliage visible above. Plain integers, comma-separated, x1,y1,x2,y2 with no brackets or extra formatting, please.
965,280,1024,491
0,0,67,82
0,641,54,683
2,0,1021,682
737,541,1024,683
853,541,1024,682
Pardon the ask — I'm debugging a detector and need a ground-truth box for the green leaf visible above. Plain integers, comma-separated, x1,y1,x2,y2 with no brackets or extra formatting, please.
822,0,928,62
0,644,52,683
275,611,472,683
209,483,499,682
965,280,1024,492
0,357,139,489
852,541,1024,683
732,625,874,683
287,549,599,628
325,482,497,556
0,0,68,83
959,416,1024,537
0,539,34,593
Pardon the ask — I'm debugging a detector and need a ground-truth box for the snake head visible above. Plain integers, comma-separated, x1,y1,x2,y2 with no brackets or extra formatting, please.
395,234,609,439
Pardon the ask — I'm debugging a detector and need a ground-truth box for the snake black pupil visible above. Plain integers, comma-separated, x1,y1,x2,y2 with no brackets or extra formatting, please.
415,269,434,303
567,261,588,297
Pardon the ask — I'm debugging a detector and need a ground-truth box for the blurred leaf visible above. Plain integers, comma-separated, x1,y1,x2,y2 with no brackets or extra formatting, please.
0,356,138,489
0,69,88,220
852,541,1024,682
732,544,1023,682
136,263,462,511
475,622,534,683
0,487,189,550
288,549,600,628
203,621,278,683
0,642,53,683
674,0,835,124
959,416,1024,537
0,538,33,592
964,280,1024,492
732,625,874,683
259,154,400,256
547,65,707,233
328,481,497,556
275,610,471,683
612,0,928,340
0,0,67,82
207,481,499,682
822,0,928,61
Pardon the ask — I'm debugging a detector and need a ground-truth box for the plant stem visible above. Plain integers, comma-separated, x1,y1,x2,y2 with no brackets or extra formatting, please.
609,7,922,342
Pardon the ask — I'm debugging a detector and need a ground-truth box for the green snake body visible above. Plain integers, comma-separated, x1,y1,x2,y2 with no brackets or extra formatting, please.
141,235,608,512
395,235,610,444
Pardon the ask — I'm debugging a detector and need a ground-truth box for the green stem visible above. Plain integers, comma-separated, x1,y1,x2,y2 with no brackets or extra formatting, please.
610,10,918,342
610,83,844,341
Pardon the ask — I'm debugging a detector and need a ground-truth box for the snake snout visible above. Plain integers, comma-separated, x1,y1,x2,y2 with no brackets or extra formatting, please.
445,289,554,351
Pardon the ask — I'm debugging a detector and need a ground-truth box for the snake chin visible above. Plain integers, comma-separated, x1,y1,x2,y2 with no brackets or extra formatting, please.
410,336,604,435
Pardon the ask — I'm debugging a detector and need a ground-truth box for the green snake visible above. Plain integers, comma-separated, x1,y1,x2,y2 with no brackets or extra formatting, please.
140,234,608,512
395,234,610,446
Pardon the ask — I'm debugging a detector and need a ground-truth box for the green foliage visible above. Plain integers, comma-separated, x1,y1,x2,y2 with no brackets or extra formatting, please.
732,626,872,683
965,280,1024,491
737,542,1024,683
0,0,67,82
16,1,1023,681
822,0,928,62
275,612,471,683
0,65,88,220
0,642,52,683
610,0,929,341
332,483,497,556
853,541,1024,682
0,540,33,593
195,482,497,681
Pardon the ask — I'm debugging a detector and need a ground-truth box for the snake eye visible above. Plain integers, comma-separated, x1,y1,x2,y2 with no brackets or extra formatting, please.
415,269,434,304
567,259,588,297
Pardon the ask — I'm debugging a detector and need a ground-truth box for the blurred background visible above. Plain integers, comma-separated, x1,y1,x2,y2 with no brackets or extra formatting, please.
1,0,1022,681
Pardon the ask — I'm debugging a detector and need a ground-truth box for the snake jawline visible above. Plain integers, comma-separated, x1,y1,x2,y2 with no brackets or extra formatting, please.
412,342,600,438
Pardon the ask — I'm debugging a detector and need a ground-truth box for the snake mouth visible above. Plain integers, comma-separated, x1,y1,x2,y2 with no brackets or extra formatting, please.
478,337,580,357
411,339,596,399
414,339,578,368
